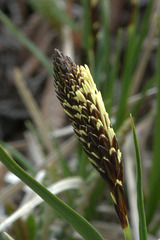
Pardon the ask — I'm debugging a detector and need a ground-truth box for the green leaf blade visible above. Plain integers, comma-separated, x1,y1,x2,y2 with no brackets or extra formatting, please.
28,0,77,30
4,232,14,240
146,20,160,225
0,145,104,240
130,114,148,240
0,10,52,75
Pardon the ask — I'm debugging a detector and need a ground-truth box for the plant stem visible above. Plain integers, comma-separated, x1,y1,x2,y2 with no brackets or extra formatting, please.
123,221,132,240
123,225,132,240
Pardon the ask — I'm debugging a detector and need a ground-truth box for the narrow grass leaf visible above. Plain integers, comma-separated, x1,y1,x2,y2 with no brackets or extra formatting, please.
25,214,36,240
115,24,137,130
4,233,14,240
77,143,90,178
0,145,104,240
85,177,104,220
81,0,97,79
29,0,77,30
100,0,110,97
0,177,83,232
94,28,105,88
0,10,52,75
137,0,154,49
130,114,147,240
115,2,153,130
52,134,72,178
106,29,122,113
82,0,92,51
149,219,160,235
131,75,157,116
146,20,160,225
0,142,36,176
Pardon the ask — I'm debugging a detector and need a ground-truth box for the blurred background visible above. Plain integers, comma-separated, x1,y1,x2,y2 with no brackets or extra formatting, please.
0,0,160,239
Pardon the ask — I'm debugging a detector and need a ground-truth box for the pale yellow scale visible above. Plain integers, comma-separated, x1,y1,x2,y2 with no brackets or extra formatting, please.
76,64,119,153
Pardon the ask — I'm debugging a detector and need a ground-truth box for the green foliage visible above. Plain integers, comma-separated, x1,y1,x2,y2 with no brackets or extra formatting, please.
84,177,104,221
25,214,37,240
130,115,148,240
0,10,52,75
104,29,122,114
82,0,92,51
29,0,77,30
0,145,104,240
115,0,154,130
146,20,160,225
0,142,36,176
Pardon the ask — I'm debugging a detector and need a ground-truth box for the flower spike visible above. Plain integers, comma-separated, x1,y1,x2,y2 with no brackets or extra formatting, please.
53,49,130,232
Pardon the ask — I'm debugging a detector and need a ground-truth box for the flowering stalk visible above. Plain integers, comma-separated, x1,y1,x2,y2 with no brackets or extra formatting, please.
53,49,132,239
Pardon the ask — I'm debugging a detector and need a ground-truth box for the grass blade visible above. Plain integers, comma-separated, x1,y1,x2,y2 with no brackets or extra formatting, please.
130,114,147,240
115,24,137,130
115,2,153,130
82,0,91,51
0,10,52,75
106,29,122,114
0,177,83,232
29,0,77,30
0,142,36,176
0,145,104,240
51,134,73,178
77,143,89,178
146,19,160,225
4,233,14,240
100,0,110,95
131,75,157,116
25,214,36,240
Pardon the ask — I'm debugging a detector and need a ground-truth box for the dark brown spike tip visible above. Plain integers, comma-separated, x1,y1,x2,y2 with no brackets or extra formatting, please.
53,49,76,75
53,48,63,58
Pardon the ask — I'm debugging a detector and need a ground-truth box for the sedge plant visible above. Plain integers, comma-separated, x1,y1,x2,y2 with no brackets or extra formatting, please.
0,1,158,239
0,49,150,240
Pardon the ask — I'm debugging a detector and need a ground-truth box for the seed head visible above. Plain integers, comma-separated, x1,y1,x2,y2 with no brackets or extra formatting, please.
53,49,128,229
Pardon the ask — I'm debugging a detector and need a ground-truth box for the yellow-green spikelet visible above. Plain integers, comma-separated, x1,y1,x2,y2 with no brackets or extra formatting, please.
53,49,128,229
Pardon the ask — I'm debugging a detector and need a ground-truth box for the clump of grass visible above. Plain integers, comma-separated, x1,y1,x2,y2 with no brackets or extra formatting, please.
0,1,160,239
